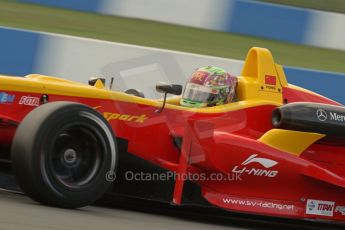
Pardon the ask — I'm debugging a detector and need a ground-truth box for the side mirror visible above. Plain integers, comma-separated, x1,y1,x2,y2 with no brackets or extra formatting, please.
155,82,183,113
89,77,105,86
156,82,182,95
125,89,145,98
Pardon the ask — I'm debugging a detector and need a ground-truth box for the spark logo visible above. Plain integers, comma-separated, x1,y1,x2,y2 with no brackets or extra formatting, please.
93,107,148,123
232,154,279,178
103,112,148,123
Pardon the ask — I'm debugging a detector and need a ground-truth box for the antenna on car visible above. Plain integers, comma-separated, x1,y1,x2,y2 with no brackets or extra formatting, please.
109,77,114,90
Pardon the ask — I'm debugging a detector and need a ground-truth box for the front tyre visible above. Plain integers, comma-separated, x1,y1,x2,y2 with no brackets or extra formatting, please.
12,102,117,208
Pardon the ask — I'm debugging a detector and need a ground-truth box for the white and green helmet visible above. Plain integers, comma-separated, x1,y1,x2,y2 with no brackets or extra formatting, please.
180,66,237,108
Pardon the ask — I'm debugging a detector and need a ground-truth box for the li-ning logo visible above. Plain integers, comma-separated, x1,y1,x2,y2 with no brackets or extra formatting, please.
241,154,278,168
316,109,327,122
232,154,279,178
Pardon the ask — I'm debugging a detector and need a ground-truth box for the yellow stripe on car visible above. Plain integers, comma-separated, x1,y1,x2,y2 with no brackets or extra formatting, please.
258,129,325,156
0,74,282,114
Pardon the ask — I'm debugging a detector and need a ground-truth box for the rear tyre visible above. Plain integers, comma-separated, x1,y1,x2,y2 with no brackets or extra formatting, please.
12,102,117,208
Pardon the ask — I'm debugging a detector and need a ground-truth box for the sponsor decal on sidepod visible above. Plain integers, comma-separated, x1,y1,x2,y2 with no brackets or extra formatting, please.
222,198,294,211
316,108,345,122
335,206,345,215
103,112,148,123
232,154,279,178
93,107,148,123
306,199,335,217
19,96,40,106
0,92,15,104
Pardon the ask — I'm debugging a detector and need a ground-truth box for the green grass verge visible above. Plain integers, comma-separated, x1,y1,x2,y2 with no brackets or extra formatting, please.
259,0,345,14
0,0,345,73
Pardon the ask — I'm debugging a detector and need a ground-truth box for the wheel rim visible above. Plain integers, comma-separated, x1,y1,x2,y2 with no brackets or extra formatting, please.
48,124,104,190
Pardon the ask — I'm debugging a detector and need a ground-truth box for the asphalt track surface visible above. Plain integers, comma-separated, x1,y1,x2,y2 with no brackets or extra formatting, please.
0,172,343,230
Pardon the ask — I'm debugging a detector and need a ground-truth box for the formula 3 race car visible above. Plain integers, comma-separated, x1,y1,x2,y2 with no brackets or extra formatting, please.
1,47,345,224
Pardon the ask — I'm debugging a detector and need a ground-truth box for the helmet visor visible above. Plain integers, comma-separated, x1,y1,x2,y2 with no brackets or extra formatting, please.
182,83,215,103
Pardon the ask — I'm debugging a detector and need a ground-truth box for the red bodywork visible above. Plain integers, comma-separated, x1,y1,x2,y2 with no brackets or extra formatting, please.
0,87,345,223
1,48,345,223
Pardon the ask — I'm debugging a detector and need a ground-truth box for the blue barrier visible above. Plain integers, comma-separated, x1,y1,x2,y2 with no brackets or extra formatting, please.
19,0,103,12
285,67,345,104
16,0,345,50
228,1,311,43
0,27,344,104
0,28,41,76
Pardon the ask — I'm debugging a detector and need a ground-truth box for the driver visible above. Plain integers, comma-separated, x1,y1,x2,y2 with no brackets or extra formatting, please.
180,66,237,107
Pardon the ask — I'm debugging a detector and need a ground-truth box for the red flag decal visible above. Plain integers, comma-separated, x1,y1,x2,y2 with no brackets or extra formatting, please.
265,75,276,85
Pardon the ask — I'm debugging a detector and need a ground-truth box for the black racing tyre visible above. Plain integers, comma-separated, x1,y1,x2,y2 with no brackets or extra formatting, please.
11,102,117,208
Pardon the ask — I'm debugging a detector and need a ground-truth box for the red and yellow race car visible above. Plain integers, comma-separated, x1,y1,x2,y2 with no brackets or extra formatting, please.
1,47,345,223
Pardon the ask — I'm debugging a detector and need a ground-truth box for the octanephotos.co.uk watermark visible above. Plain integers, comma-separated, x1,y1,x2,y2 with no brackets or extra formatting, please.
105,170,242,182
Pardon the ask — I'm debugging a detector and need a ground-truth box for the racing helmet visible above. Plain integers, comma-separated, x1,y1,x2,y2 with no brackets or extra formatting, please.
180,66,237,107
